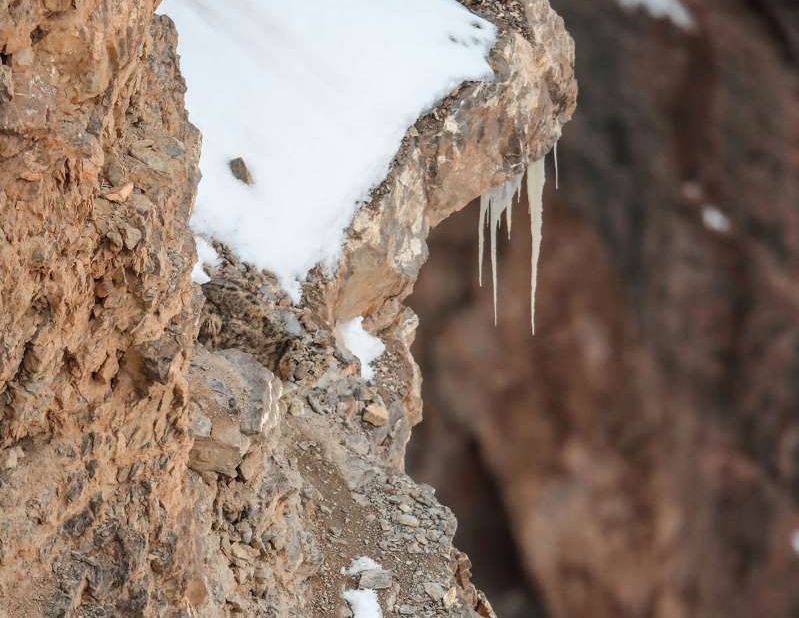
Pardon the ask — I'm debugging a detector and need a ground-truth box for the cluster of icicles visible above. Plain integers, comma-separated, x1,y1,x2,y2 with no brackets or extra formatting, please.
478,157,547,333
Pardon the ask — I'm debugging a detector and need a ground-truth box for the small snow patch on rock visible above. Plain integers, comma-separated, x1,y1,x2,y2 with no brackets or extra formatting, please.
343,588,383,618
335,317,385,381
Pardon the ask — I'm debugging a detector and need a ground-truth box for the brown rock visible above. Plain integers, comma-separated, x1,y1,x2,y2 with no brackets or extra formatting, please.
103,181,134,203
229,157,254,185
363,402,389,426
0,2,575,617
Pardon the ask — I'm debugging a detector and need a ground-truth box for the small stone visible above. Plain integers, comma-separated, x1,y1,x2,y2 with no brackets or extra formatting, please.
229,157,254,185
397,514,419,527
0,66,13,103
363,402,388,426
188,411,212,438
358,569,392,590
238,449,263,482
442,586,458,609
236,521,253,545
106,229,124,248
185,579,207,607
346,434,370,456
104,181,134,203
122,225,142,250
398,605,417,615
423,582,445,602
1,447,23,470
231,543,256,564
105,158,125,186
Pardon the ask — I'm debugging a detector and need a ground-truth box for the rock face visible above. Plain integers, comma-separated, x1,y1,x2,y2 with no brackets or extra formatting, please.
0,1,575,617
408,1,799,618
0,5,200,615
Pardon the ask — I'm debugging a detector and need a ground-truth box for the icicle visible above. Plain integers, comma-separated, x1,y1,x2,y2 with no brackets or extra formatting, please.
527,158,546,334
553,141,560,190
478,194,489,287
477,172,523,324
476,163,545,331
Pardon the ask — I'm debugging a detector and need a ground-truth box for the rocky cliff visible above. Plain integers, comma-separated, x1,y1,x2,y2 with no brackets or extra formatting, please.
408,1,799,617
0,1,575,616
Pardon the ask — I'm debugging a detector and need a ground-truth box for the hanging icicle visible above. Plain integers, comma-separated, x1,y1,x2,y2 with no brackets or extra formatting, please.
477,158,546,333
527,158,546,334
477,171,523,325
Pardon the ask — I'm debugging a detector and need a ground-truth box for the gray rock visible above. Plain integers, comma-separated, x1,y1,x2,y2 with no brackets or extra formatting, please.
358,569,392,590
229,157,254,185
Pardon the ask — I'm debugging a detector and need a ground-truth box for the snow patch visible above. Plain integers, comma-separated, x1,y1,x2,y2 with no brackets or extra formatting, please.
335,318,386,381
341,556,384,576
617,0,694,29
191,236,220,284
343,588,383,618
477,159,546,333
161,0,496,300
702,205,731,234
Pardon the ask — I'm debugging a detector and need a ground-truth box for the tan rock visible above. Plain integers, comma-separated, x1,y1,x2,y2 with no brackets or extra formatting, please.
363,402,389,426
103,181,134,203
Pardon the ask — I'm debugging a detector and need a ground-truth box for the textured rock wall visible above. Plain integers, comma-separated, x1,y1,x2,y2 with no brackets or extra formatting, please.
408,1,799,617
0,1,575,617
0,4,200,615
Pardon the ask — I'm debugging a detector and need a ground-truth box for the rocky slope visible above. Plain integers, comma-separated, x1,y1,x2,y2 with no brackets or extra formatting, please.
0,1,575,616
408,1,799,617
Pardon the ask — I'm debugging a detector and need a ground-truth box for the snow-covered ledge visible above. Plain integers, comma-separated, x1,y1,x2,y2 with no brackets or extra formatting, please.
323,0,575,329
165,0,575,331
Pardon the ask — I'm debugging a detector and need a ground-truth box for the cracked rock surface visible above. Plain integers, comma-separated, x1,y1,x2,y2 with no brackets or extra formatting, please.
0,1,575,616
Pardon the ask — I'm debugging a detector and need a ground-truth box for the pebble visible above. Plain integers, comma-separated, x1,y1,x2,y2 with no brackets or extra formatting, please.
358,569,393,590
397,514,419,528
362,402,389,426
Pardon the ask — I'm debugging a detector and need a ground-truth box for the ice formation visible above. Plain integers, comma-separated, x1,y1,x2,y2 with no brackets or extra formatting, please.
478,171,524,324
161,0,496,301
527,158,546,334
478,159,546,333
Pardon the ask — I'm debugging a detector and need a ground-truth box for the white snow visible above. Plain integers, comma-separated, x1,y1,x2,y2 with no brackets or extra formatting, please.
335,318,386,381
791,531,799,556
701,205,731,234
341,556,384,576
161,0,496,301
191,236,221,284
343,588,383,618
617,0,695,29
477,160,546,333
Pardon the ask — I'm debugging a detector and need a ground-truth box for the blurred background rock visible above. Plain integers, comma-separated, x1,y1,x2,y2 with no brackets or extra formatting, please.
407,1,799,617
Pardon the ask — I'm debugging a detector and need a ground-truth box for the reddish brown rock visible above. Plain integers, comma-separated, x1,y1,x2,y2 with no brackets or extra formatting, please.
0,5,200,614
0,1,576,616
